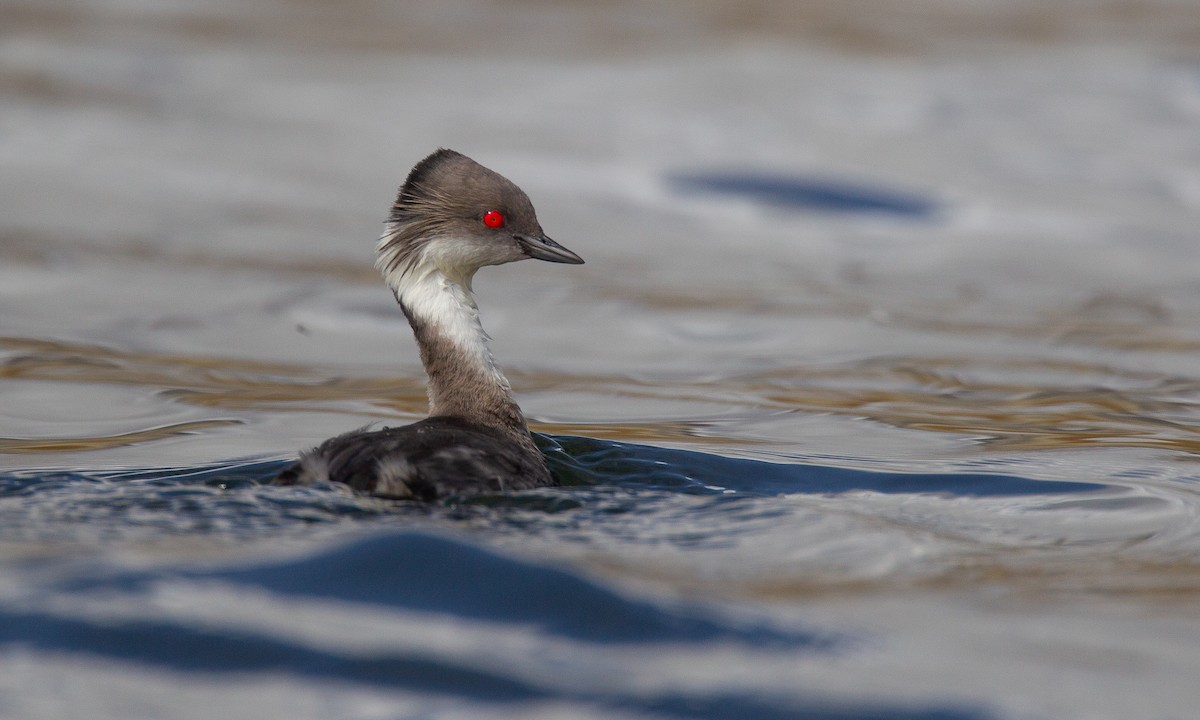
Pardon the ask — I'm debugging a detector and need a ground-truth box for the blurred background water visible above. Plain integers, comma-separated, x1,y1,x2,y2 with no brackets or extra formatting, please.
2,1,1200,718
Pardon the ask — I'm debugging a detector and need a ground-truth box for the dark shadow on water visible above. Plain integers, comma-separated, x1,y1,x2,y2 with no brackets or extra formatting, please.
669,171,937,217
539,435,1108,497
0,607,542,699
66,531,832,649
4,529,993,719
0,442,1029,718
0,604,988,719
1,434,1105,507
0,435,1106,546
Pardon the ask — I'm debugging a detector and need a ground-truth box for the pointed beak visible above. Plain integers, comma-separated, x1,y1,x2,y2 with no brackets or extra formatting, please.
515,233,584,264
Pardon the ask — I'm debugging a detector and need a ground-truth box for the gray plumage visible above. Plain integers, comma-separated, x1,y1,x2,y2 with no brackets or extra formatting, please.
276,149,583,500
275,417,552,500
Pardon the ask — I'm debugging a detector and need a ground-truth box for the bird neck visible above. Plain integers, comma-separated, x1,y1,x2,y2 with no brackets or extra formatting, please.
391,264,534,444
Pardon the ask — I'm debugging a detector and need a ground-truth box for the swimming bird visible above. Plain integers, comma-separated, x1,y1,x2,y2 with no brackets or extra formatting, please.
275,149,583,500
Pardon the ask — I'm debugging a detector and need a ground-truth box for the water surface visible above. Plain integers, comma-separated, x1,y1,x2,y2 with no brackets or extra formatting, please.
2,1,1200,718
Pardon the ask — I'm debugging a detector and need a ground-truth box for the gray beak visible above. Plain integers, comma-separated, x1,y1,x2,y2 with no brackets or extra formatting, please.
516,233,584,264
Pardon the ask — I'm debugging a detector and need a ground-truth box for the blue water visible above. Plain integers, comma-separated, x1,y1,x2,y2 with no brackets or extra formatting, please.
669,172,937,217
0,436,1109,542
0,438,1113,720
542,436,1106,497
4,2,1199,715
0,533,982,719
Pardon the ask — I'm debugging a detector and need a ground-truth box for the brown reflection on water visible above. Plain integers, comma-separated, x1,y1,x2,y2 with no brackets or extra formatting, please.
596,279,1200,355
532,419,767,447
592,553,1200,606
2,335,1198,457
739,356,1200,455
893,311,1200,354
517,353,1200,455
1,230,378,284
5,0,1198,61
0,336,427,417
0,420,241,454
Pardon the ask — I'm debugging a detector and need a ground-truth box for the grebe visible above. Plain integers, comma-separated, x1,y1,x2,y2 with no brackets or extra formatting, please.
275,149,583,500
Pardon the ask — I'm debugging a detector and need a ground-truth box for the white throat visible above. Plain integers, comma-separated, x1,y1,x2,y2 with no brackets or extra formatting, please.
382,254,511,394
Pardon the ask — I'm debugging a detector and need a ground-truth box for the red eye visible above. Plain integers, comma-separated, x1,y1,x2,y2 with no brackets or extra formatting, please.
482,210,505,229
